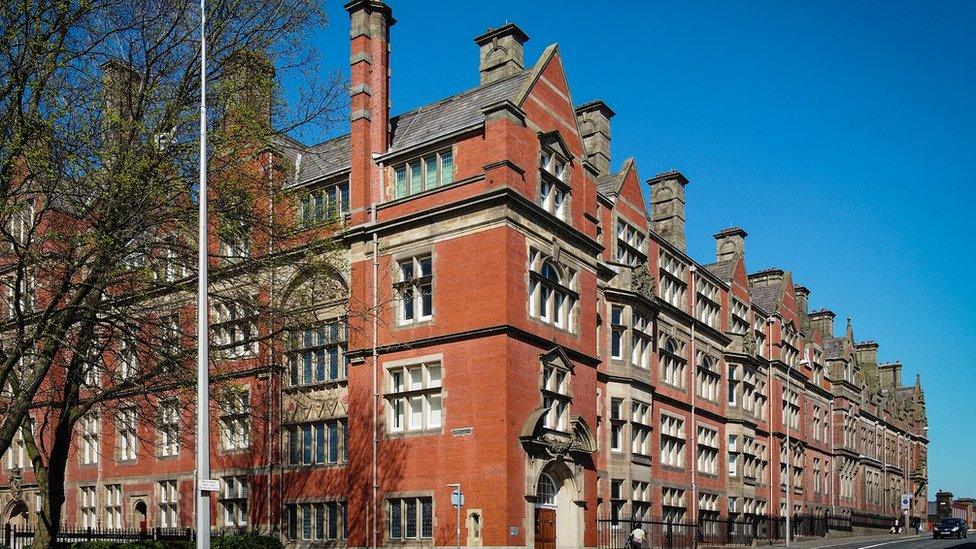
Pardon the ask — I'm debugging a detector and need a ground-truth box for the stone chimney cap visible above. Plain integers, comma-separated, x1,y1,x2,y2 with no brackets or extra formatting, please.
856,340,879,348
475,23,530,46
575,100,615,118
648,169,688,185
713,226,748,239
344,0,394,19
794,285,810,296
810,309,835,319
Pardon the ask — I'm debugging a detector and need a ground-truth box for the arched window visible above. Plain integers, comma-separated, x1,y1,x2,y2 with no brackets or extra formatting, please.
537,473,557,506
528,250,577,332
696,356,719,402
660,337,686,388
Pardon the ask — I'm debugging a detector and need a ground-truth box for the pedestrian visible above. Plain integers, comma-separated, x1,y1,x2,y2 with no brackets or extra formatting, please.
628,521,646,549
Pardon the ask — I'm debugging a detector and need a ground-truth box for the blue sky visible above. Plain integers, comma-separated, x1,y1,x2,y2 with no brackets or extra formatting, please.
292,1,976,497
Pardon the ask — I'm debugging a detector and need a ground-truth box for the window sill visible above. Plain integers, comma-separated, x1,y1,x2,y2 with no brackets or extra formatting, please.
395,318,434,330
286,379,349,392
284,462,348,470
385,428,443,439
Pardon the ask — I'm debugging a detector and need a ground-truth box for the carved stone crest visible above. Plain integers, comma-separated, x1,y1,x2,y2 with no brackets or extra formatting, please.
743,331,757,356
630,263,656,300
9,467,23,499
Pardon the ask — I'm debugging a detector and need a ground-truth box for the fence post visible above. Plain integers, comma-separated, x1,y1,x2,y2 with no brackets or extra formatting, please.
86,526,92,541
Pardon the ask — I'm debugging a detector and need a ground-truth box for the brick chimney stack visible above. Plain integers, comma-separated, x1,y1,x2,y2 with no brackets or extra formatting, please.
649,170,689,252
575,100,614,178
345,0,394,222
714,227,747,262
474,23,529,85
101,59,143,151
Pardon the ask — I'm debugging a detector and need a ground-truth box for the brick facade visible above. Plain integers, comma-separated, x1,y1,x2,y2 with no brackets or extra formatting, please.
0,2,928,547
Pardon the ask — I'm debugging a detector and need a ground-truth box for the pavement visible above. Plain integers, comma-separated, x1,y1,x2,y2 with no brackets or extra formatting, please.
762,530,976,549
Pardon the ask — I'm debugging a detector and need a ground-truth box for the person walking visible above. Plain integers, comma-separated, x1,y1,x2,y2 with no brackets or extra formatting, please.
628,522,647,549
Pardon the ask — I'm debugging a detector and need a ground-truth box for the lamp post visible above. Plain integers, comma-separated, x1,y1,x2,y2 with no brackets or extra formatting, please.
195,0,212,544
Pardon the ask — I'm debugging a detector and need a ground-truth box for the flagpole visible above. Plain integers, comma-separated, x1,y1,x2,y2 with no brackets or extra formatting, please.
196,0,211,544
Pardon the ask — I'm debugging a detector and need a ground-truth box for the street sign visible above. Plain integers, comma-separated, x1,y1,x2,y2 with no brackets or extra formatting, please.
200,478,221,492
901,494,911,510
451,489,465,508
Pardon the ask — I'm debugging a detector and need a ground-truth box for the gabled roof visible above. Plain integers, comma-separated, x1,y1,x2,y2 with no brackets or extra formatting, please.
389,70,531,153
288,134,351,188
749,281,781,313
704,259,736,283
596,158,633,197
286,70,532,188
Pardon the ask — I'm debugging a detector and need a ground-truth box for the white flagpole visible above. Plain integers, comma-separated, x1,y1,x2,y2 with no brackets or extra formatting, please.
196,0,211,544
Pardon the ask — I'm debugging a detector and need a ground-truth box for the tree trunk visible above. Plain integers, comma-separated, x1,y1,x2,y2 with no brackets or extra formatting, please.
29,415,73,549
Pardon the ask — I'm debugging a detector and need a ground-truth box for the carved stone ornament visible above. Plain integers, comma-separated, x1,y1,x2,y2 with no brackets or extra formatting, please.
630,263,656,300
9,467,23,499
539,434,574,457
743,331,758,355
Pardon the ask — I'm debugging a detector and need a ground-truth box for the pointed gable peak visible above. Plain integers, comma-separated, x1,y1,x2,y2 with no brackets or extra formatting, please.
515,43,559,107
597,157,635,197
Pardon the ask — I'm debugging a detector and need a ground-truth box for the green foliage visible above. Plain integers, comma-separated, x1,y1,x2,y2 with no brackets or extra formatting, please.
212,534,284,549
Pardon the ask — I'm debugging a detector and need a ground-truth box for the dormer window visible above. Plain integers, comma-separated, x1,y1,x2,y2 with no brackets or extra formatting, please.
615,219,645,266
538,132,573,222
540,150,568,182
392,148,454,200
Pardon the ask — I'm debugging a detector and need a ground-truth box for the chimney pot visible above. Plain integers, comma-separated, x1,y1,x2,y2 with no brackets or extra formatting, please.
474,23,529,85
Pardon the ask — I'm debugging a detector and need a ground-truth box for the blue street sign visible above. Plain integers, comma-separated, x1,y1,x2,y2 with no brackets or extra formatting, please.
451,489,464,508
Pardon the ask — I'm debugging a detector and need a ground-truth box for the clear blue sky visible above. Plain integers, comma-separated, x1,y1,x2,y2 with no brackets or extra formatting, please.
290,1,976,498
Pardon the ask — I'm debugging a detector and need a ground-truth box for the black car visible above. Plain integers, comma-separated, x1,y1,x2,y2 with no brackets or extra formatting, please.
933,518,968,539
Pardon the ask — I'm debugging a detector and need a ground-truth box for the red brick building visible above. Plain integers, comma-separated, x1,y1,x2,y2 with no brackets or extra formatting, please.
0,1,928,547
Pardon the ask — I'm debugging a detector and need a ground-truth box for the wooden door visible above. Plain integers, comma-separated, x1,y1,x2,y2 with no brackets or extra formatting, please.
535,507,556,549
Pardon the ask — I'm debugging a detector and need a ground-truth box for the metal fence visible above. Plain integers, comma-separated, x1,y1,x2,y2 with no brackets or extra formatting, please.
597,518,697,549
3,524,195,549
598,511,900,549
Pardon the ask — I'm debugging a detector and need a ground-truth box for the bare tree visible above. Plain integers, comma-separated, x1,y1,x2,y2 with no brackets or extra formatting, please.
0,0,350,544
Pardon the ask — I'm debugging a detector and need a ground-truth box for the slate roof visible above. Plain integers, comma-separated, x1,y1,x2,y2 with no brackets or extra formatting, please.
286,70,531,187
389,71,531,152
299,135,351,185
703,260,736,282
749,281,782,313
596,171,623,196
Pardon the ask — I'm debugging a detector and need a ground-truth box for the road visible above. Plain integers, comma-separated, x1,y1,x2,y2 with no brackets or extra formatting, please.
808,533,975,549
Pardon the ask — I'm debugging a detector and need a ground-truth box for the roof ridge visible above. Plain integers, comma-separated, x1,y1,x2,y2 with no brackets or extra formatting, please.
391,70,529,122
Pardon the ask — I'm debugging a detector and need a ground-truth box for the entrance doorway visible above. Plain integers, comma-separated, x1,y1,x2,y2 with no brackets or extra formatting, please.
134,501,147,532
6,501,29,527
535,507,556,549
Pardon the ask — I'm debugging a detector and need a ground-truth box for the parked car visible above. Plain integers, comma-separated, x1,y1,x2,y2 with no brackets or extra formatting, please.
933,518,968,539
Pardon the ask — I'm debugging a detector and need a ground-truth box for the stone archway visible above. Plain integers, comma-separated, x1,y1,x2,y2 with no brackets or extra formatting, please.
4,500,29,527
133,500,147,531
524,459,585,549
